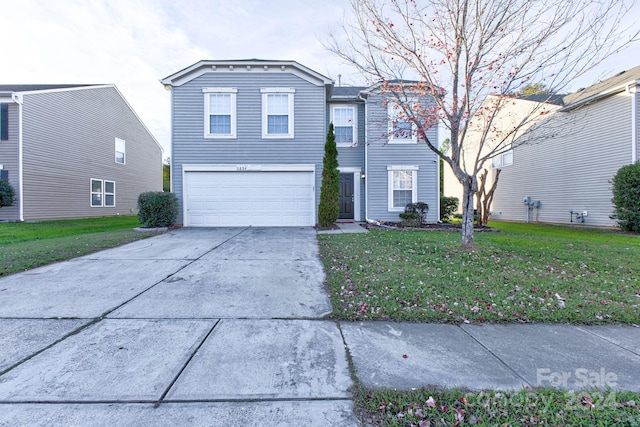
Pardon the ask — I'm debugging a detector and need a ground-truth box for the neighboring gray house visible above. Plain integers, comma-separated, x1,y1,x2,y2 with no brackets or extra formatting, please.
160,59,439,227
0,85,163,221
490,66,640,226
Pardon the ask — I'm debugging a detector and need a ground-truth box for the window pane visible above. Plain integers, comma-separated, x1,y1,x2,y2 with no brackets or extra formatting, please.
209,93,231,114
104,181,114,193
335,126,353,143
210,115,231,134
267,94,289,114
393,190,412,208
268,115,288,134
393,171,412,190
334,107,353,126
115,152,125,164
91,180,102,193
91,193,102,206
503,150,513,166
104,194,115,207
393,122,412,139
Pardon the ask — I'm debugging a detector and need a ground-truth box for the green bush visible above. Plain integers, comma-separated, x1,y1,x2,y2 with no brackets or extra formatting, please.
440,196,459,222
611,163,640,232
0,179,15,208
401,202,429,226
318,123,340,227
137,192,178,227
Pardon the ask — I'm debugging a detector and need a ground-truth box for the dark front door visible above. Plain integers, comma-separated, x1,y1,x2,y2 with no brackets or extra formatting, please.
339,173,354,219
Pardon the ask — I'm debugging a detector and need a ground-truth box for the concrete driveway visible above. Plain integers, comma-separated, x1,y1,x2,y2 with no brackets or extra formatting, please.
0,227,357,426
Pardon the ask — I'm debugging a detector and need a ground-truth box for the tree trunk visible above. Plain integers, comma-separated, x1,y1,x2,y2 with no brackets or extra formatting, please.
460,176,476,250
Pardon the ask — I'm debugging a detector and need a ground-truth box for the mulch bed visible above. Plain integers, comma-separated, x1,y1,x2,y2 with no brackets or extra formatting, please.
365,222,500,232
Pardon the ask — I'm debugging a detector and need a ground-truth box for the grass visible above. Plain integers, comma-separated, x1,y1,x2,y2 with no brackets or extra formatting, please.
0,216,154,276
318,222,640,324
356,386,640,426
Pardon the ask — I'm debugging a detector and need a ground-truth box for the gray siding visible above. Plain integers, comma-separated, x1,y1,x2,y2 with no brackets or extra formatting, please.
21,87,162,220
171,72,327,224
365,94,439,222
491,92,632,226
0,103,20,220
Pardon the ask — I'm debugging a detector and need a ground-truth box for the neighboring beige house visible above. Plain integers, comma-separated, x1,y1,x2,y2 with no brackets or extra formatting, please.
0,84,163,221
442,94,561,213
490,66,640,226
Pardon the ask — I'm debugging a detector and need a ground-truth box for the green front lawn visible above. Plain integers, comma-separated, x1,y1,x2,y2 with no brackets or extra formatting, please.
0,216,154,276
318,222,640,324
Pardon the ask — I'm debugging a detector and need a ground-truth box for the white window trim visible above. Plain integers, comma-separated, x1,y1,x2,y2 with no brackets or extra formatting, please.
90,178,103,207
261,87,295,139
203,87,238,139
387,165,419,212
104,180,116,207
388,101,418,144
331,104,357,147
115,137,125,165
491,149,513,168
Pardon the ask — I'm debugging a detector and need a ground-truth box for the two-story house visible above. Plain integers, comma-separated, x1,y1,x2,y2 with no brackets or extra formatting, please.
0,84,162,221
160,60,439,227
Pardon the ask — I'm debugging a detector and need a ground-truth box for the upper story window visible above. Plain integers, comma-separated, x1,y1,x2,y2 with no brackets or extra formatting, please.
115,137,125,164
1,104,8,141
331,105,356,146
203,87,237,138
388,101,417,144
491,150,513,168
261,88,295,138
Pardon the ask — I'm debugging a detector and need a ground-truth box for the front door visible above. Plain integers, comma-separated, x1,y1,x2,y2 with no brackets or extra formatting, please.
339,173,354,219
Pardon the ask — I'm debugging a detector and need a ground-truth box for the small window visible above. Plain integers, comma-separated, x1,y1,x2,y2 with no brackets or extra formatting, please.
388,102,417,143
104,180,115,207
387,166,419,211
492,150,513,168
332,105,356,146
91,179,103,207
261,88,295,138
1,104,8,141
203,87,237,138
91,179,115,207
115,138,125,164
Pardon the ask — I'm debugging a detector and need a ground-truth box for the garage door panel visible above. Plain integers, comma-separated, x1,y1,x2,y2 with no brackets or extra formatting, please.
184,171,315,227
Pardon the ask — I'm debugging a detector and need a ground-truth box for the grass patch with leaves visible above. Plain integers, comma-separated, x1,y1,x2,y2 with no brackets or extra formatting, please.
0,216,154,276
318,222,639,324
356,386,640,426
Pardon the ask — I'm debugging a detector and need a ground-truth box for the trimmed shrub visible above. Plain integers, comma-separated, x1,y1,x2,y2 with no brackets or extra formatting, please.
440,196,459,222
611,163,640,232
137,191,178,227
0,179,15,208
402,202,429,226
318,123,340,227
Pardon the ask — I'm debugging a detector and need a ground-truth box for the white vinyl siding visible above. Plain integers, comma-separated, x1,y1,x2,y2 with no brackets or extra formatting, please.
115,137,125,164
261,88,295,138
387,166,419,211
331,105,356,146
203,87,237,138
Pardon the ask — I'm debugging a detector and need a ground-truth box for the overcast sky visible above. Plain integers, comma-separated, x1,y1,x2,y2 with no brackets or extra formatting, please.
2,0,638,155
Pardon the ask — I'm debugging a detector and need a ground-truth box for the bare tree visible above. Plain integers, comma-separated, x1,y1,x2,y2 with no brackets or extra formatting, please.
324,0,637,250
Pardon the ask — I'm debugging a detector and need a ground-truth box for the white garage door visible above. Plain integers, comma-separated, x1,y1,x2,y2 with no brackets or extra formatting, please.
184,170,315,227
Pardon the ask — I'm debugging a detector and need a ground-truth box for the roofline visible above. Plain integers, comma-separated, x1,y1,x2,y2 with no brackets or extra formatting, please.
2,84,115,96
561,78,640,111
160,60,334,87
360,80,441,95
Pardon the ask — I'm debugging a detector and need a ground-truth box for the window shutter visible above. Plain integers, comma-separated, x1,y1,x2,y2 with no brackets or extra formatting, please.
0,104,8,141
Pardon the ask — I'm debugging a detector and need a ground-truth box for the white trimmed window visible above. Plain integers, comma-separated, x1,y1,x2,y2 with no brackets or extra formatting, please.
491,150,513,168
261,87,295,138
203,87,237,138
90,179,116,207
388,102,417,143
387,166,418,211
331,105,356,146
115,138,125,164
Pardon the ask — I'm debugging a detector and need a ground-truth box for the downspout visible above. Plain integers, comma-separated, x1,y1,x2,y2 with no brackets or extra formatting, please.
627,82,638,163
11,93,24,221
359,92,371,222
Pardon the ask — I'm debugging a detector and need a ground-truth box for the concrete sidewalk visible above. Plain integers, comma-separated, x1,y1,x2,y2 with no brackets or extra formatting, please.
0,227,639,426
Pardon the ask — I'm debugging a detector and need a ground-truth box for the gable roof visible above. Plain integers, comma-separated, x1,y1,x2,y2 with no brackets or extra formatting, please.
160,59,334,87
329,86,367,101
562,65,640,110
0,84,99,93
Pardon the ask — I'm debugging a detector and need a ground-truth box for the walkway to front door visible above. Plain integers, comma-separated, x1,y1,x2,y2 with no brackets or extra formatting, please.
339,173,354,219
